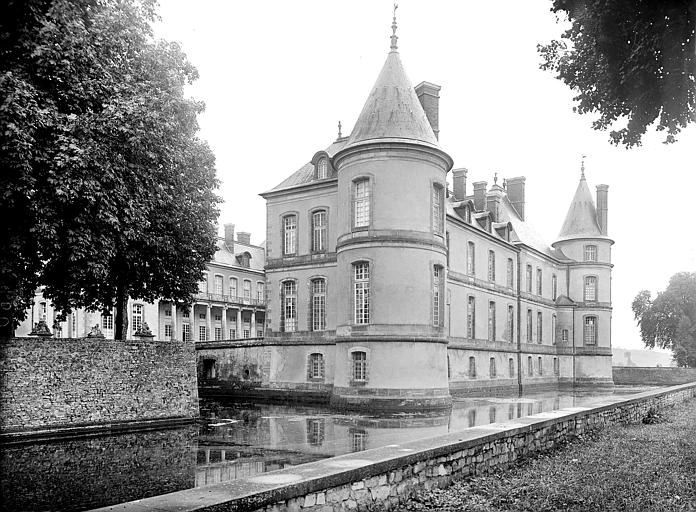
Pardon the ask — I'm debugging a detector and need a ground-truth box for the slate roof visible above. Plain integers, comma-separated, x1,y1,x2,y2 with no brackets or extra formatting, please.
210,238,265,272
266,139,346,194
556,175,605,242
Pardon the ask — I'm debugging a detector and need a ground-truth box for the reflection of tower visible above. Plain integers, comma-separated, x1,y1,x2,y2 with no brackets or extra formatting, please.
330,12,452,411
552,160,613,386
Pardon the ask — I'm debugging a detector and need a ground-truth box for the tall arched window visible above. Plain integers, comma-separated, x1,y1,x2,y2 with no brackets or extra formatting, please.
467,242,475,275
352,351,367,381
469,356,477,378
467,296,476,338
311,278,326,331
283,215,297,255
433,265,443,326
432,183,444,234
312,210,327,252
552,274,558,300
281,280,297,332
584,316,597,345
488,251,496,282
537,311,543,343
584,276,597,302
230,277,238,299
552,314,557,345
243,280,251,301
488,301,496,341
507,305,514,343
308,353,325,379
584,244,597,262
354,262,370,324
317,158,328,179
353,179,371,228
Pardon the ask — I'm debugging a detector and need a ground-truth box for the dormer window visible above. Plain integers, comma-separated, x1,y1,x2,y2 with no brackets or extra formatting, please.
237,252,251,268
317,158,328,180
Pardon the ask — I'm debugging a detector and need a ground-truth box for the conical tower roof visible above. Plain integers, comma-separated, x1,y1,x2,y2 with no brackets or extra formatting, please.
344,48,439,149
556,174,604,242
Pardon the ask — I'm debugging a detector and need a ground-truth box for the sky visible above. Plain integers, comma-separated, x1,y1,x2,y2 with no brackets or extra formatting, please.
153,1,696,352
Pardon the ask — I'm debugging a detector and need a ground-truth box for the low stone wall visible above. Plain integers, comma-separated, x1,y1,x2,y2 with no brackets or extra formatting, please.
99,382,696,512
613,366,696,385
0,337,198,439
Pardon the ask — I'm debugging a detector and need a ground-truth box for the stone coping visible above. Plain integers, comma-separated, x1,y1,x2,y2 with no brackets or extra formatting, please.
91,382,696,512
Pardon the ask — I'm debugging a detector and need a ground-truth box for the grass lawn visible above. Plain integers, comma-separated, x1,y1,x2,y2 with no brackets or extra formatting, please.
398,397,696,512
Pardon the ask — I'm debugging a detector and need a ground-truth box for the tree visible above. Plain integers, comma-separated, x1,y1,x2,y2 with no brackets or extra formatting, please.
632,272,696,367
538,0,696,148
0,0,220,339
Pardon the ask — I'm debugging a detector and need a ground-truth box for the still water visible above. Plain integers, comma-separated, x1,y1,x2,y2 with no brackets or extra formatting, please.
0,386,654,511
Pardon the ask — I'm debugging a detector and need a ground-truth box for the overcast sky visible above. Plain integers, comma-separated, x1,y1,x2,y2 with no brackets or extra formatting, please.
154,1,695,353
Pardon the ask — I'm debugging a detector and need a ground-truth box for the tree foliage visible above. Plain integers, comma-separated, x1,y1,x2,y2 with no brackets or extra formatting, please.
0,0,220,339
539,0,696,147
632,272,696,367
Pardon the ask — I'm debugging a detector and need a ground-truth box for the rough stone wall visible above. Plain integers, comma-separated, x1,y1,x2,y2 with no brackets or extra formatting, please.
613,366,696,385
0,337,199,433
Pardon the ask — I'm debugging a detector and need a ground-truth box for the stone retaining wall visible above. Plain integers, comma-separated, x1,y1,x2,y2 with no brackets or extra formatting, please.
613,366,696,385
0,337,198,438
97,382,696,512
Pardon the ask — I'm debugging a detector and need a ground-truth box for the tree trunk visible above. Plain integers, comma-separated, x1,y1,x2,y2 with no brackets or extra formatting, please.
115,283,128,340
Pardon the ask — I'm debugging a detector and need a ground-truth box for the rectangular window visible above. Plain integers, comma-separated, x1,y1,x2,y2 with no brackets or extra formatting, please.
199,274,208,293
312,210,327,252
552,274,557,300
584,244,597,262
199,313,206,319
433,266,443,326
214,275,223,295
537,312,543,344
214,327,222,341
489,357,497,378
469,356,476,378
507,305,514,343
467,296,476,339
230,278,238,299
509,358,515,378
354,262,370,324
562,329,569,342
527,356,533,376
257,282,264,302
352,351,367,381
312,279,326,331
353,179,370,228
164,308,172,317
488,251,496,282
552,315,557,345
283,215,297,255
536,268,542,295
584,276,597,302
527,309,533,342
506,258,514,288
182,323,190,342
243,280,251,301
488,301,496,341
584,316,597,345
214,314,221,321
432,184,444,234
538,357,543,375
554,357,560,376
282,280,297,332
243,329,250,339
309,353,325,379
229,328,236,339
102,313,113,331
257,328,263,338
132,304,143,333
467,242,475,275
164,324,172,338
526,265,532,293
198,325,207,341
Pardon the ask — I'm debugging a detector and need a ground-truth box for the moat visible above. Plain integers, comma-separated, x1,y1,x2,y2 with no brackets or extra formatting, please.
0,386,655,511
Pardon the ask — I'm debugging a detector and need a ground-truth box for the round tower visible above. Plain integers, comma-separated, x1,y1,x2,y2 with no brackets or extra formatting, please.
552,162,613,386
329,17,453,410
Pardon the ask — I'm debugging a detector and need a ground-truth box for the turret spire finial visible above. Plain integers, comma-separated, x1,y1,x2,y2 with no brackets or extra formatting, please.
390,2,399,52
580,154,586,180
337,120,342,139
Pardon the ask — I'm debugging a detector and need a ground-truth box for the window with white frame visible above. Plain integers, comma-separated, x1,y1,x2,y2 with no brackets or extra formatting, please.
584,276,597,302
507,305,514,342
537,311,543,343
283,215,297,255
488,250,496,282
308,353,325,379
353,179,371,228
312,210,327,252
351,429,367,452
229,328,236,339
230,278,238,299
198,325,207,341
584,316,597,345
488,301,496,341
527,309,533,342
433,266,443,326
243,280,251,301
467,296,476,338
40,302,47,321
312,278,326,331
506,258,513,288
432,184,444,234
243,329,250,338
526,265,532,293
552,314,557,345
467,242,475,275
584,244,597,262
214,327,222,341
317,158,328,179
536,268,542,295
552,274,557,300
182,323,191,341
282,280,297,332
132,304,143,333
164,324,172,338
352,351,367,381
354,262,370,324
102,312,113,331
214,275,223,295
257,282,264,302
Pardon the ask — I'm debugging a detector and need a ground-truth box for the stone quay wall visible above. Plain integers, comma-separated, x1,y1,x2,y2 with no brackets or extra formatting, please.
613,366,696,386
0,337,199,438
101,382,696,512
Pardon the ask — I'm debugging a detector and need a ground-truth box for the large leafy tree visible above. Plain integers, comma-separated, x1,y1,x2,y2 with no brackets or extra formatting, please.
539,0,696,147
0,0,219,339
632,272,696,368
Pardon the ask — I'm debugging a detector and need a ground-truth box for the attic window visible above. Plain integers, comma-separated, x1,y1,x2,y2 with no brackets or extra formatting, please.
237,252,251,268
317,158,328,180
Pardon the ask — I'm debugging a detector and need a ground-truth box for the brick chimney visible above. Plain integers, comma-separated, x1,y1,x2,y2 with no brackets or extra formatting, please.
452,168,467,200
596,184,608,235
415,81,441,140
506,177,526,221
486,186,504,223
473,181,487,212
224,223,235,251
237,232,251,245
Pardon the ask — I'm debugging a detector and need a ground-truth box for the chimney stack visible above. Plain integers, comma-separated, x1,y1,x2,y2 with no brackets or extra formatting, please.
415,81,441,140
237,232,251,245
224,223,235,251
473,181,487,212
506,176,526,221
596,184,608,235
452,168,467,200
